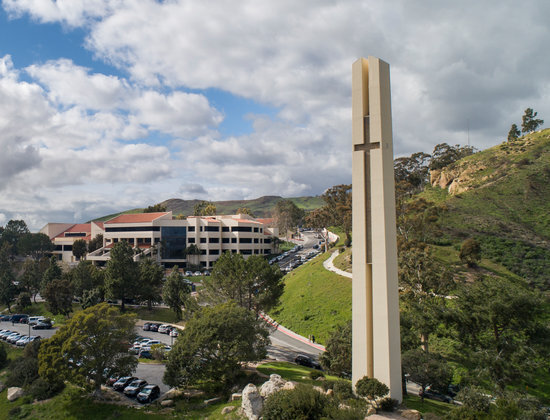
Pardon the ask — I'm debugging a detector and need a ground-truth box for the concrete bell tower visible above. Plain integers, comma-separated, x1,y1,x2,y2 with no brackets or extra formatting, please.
351,56,402,402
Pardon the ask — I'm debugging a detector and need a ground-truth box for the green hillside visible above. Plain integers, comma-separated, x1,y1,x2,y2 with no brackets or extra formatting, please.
423,129,550,289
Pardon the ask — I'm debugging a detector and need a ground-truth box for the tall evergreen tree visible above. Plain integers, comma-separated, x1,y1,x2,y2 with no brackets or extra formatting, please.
521,108,544,133
507,123,520,142
105,241,138,311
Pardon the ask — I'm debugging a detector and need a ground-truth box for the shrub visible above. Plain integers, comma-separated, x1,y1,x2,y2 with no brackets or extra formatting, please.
0,343,7,369
309,370,325,380
332,380,354,401
6,357,39,387
29,378,64,401
378,397,398,412
456,386,491,413
262,384,329,420
355,376,389,408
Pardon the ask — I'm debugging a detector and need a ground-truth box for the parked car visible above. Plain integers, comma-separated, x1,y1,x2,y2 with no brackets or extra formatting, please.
419,389,453,403
0,330,13,339
140,340,161,351
137,384,160,403
28,316,45,326
123,379,148,398
138,350,152,359
169,328,179,337
15,336,30,346
0,315,11,321
158,324,170,334
7,334,22,344
33,320,52,330
142,322,152,331
9,314,28,323
149,323,161,332
106,375,120,387
184,270,193,277
113,376,138,392
294,354,322,370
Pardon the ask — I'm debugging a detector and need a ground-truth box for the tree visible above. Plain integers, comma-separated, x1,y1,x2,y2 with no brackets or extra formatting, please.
137,258,164,310
449,276,550,391
19,259,44,303
459,238,481,267
320,320,351,377
38,303,137,397
70,260,104,301
164,302,269,388
507,123,521,142
193,201,216,216
17,233,54,260
236,207,255,217
273,199,304,239
87,234,103,253
0,244,17,312
521,108,544,133
42,274,74,316
202,252,284,315
72,239,87,261
41,256,62,291
355,376,389,408
429,143,476,171
105,241,138,311
394,152,432,197
15,292,31,312
0,219,29,254
401,349,451,401
316,184,352,245
162,267,191,320
143,203,167,213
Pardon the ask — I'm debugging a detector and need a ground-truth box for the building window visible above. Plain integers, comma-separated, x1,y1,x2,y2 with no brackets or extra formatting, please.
241,249,252,255
200,249,207,255
239,238,252,244
254,249,259,254
264,238,272,244
188,237,195,243
200,238,206,243
264,249,271,254
231,238,237,244
222,226,229,232
209,238,219,243
254,238,259,243
254,227,259,232
63,245,73,251
231,226,252,232
200,226,203,232
231,250,237,254
200,261,207,267
260,228,263,233
222,238,230,243
210,249,220,255
64,232,86,237
188,226,195,232
205,226,220,232
105,226,160,232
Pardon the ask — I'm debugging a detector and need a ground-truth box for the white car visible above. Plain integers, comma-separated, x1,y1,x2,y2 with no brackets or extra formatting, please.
158,324,170,334
140,340,161,351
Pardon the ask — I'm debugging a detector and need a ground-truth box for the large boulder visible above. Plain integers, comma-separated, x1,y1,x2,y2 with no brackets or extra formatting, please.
259,374,286,398
241,384,263,420
400,409,422,420
7,387,24,402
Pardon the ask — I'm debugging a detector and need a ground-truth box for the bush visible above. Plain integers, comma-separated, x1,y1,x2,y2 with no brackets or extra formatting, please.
456,386,491,413
0,343,7,369
309,370,325,380
6,357,39,387
29,378,64,401
262,384,329,420
355,376,389,408
378,397,398,412
332,380,354,401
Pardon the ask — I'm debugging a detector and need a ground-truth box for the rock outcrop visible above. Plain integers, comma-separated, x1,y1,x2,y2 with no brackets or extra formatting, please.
259,374,286,398
241,384,263,420
7,387,24,402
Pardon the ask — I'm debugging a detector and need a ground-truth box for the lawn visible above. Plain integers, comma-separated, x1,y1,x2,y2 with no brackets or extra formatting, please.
257,361,341,386
123,306,182,325
332,247,351,273
403,394,455,417
269,251,351,345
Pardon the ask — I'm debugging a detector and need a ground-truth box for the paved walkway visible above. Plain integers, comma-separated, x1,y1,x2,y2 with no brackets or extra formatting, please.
323,250,352,278
260,313,325,352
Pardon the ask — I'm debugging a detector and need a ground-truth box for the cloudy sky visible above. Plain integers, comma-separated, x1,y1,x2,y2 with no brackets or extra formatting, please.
1,0,549,230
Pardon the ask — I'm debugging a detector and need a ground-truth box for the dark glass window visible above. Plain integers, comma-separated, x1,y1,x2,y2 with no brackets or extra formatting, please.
239,238,252,244
200,226,203,232
63,245,73,251
231,226,252,232
188,237,195,243
264,249,271,254
200,261,207,267
65,232,86,237
188,226,195,232
106,226,160,232
222,238,230,243
205,226,219,232
222,227,229,232
231,250,237,253
161,226,187,259
241,249,252,255
264,238,272,244
210,249,220,255
254,227,259,232
55,245,63,251
254,238,259,243
200,249,207,255
209,238,219,243
231,238,237,243
200,238,206,243
254,249,259,254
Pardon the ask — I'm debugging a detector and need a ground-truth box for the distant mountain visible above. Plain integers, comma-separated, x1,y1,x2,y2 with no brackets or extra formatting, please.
92,195,324,222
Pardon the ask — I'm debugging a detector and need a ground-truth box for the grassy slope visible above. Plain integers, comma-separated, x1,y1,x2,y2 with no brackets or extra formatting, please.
269,252,351,345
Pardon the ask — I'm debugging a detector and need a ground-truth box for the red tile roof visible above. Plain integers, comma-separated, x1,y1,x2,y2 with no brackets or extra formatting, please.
234,219,260,224
53,223,92,240
105,212,169,224
92,221,104,229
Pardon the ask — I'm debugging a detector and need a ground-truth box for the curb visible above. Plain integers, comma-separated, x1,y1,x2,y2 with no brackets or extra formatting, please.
259,313,325,352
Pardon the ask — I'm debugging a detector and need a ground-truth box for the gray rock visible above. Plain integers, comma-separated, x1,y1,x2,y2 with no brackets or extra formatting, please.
231,393,242,401
259,373,286,398
241,384,263,420
160,399,174,407
221,406,236,415
7,387,24,402
204,396,222,405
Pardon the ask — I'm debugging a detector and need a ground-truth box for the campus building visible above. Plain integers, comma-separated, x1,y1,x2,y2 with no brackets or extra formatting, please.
40,212,278,269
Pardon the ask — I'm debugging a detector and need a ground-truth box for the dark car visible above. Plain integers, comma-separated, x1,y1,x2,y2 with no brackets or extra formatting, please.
142,322,152,331
137,384,160,403
9,314,28,323
294,354,322,370
113,376,137,392
420,389,453,403
138,350,152,359
33,320,52,330
149,323,161,332
0,315,10,321
123,379,148,397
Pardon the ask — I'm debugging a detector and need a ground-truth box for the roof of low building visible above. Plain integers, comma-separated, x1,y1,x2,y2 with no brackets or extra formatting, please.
105,212,170,224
